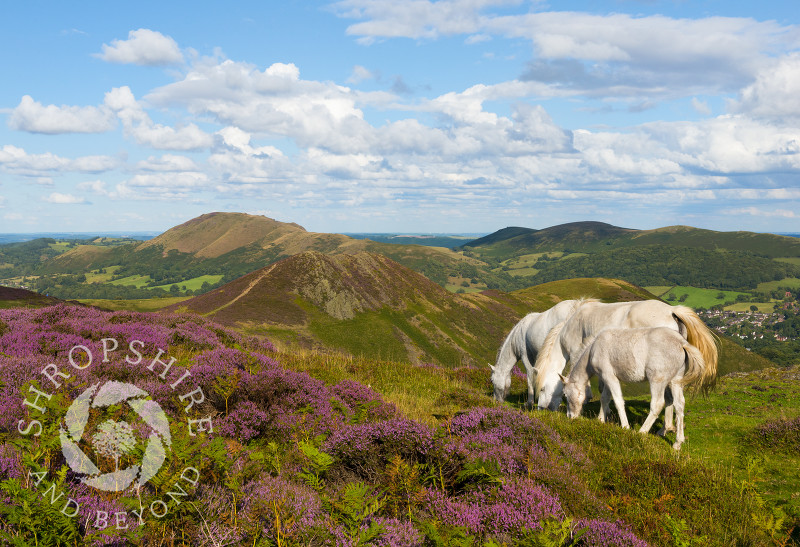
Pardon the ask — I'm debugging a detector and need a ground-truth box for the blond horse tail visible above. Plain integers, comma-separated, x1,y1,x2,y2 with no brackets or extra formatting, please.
680,342,707,394
533,319,567,394
672,305,719,394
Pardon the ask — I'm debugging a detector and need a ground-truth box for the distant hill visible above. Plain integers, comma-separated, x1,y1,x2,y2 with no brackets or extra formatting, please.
27,212,518,299
464,222,800,258
0,286,60,308
462,222,800,290
166,250,519,366
6,213,800,299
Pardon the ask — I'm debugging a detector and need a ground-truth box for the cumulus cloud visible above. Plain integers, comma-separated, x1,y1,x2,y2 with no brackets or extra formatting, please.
734,53,800,119
0,145,119,177
336,3,797,100
9,95,116,134
96,29,184,66
43,192,87,204
146,61,370,152
727,207,797,218
105,86,213,150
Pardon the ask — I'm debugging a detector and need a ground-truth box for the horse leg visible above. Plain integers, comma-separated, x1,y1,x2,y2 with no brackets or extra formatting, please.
605,376,630,429
640,382,667,435
670,382,686,450
598,384,612,423
522,351,536,410
657,387,676,436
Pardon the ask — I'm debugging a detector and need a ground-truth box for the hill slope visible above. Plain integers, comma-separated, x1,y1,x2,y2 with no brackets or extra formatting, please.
465,221,800,258
463,222,800,290
166,252,768,376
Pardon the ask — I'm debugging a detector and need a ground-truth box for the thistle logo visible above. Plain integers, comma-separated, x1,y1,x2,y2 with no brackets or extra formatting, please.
59,381,172,492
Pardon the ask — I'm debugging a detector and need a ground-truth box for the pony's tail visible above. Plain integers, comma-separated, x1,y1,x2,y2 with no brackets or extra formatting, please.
533,319,566,394
672,306,719,394
680,342,707,395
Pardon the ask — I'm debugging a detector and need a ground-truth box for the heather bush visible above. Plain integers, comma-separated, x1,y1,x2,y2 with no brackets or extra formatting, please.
574,518,650,547
745,416,800,454
421,478,562,540
324,418,435,480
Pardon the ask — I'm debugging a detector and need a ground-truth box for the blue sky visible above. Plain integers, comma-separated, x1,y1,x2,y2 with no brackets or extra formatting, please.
1,1,799,235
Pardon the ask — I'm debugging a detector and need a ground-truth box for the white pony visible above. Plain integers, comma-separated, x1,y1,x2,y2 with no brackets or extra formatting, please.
561,326,706,450
489,299,596,406
534,300,718,412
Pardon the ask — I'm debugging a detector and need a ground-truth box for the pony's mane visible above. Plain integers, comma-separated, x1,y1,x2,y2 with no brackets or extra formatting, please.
534,319,567,393
493,312,537,374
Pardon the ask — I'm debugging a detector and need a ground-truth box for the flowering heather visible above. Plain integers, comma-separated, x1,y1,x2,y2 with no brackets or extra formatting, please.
575,518,650,547
747,416,800,453
421,478,562,539
0,443,21,480
371,517,423,546
217,400,271,441
241,475,324,541
68,483,131,546
324,418,435,478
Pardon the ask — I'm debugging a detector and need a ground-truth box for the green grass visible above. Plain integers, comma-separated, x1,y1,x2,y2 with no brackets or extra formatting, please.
151,274,224,291
108,273,153,288
630,367,800,516
75,296,190,311
274,343,799,544
656,285,751,308
757,276,800,291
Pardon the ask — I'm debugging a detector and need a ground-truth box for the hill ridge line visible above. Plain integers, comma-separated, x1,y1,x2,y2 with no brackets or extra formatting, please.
204,262,279,317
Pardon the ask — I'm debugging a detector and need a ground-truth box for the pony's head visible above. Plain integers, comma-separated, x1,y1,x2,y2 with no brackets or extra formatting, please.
489,364,510,402
560,373,586,419
536,370,564,411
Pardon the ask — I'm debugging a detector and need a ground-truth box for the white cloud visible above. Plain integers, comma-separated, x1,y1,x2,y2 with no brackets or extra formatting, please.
43,192,87,204
9,95,116,134
691,97,711,116
336,3,798,100
105,86,213,150
136,154,200,172
734,53,800,119
96,29,184,66
146,61,369,152
727,207,797,218
0,145,118,177
347,65,376,84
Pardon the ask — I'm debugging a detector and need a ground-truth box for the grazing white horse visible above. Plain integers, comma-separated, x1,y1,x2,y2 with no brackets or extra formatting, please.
534,300,718,412
561,326,706,450
489,299,596,406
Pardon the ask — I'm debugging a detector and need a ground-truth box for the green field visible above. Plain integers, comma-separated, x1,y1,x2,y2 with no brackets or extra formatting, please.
757,276,800,291
646,285,752,308
151,274,224,291
76,296,190,311
108,273,153,288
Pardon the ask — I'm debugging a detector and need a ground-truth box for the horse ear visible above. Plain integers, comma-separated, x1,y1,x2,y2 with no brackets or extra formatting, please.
488,363,495,372
558,373,568,383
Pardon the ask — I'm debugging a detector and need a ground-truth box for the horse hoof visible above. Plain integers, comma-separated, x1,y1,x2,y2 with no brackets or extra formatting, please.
657,427,666,437
672,441,682,450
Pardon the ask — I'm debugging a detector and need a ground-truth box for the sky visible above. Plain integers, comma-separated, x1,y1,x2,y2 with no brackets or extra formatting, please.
1,0,799,235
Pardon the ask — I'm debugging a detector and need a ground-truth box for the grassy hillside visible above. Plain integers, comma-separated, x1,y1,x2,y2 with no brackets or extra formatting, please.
0,286,60,309
0,302,795,545
463,222,800,292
